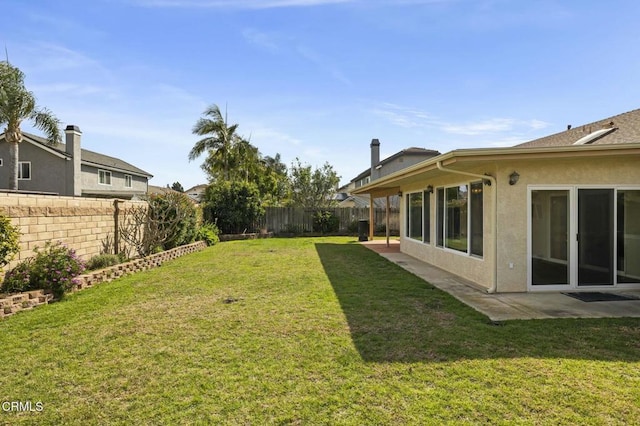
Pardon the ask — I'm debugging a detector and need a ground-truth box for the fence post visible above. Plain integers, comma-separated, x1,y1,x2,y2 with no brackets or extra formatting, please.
113,199,121,255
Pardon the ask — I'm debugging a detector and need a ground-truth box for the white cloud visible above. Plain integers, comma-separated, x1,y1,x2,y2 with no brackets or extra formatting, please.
242,28,281,52
440,118,516,135
135,0,351,8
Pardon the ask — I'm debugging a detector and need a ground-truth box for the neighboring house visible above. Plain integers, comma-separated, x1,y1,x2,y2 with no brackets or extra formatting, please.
353,108,640,293
0,125,152,199
148,185,180,197
185,184,208,203
340,139,440,208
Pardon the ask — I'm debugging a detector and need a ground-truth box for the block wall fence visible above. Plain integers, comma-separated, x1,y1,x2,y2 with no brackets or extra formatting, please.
0,192,147,280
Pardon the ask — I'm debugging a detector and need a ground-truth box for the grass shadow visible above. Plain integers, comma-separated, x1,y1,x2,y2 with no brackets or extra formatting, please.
315,243,640,363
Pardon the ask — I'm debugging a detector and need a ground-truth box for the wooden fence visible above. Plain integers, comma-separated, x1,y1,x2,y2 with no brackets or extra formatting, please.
260,207,400,235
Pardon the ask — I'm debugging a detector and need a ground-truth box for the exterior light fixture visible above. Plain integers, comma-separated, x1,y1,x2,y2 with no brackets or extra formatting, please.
426,185,434,193
483,173,493,186
397,191,403,197
509,171,520,186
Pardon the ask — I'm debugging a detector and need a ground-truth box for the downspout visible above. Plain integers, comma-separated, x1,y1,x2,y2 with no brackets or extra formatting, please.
436,161,498,293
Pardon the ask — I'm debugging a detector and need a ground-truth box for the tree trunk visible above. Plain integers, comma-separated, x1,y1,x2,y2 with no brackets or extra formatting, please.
7,141,19,190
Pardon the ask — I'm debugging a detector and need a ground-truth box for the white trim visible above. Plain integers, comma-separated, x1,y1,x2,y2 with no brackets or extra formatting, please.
124,174,132,188
17,161,31,180
528,185,640,291
434,180,485,259
98,169,112,186
23,137,67,159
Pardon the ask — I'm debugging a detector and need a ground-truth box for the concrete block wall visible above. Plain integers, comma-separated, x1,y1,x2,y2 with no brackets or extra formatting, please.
0,241,207,319
0,192,147,279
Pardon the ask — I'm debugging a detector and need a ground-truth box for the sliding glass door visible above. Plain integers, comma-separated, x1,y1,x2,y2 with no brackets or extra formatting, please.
578,189,614,286
531,190,570,286
530,187,640,289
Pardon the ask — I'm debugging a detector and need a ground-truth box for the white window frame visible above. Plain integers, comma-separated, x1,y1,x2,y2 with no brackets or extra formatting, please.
406,191,424,241
99,169,112,186
435,180,484,258
528,185,640,291
18,161,31,180
124,174,132,188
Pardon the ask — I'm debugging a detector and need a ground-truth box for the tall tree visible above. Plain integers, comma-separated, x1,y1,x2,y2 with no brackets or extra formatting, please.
259,153,290,206
171,181,184,192
188,104,239,181
0,62,61,190
288,158,340,209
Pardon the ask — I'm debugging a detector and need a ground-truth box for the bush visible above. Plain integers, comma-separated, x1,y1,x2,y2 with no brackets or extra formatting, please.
312,211,340,234
0,213,20,268
150,192,198,250
1,241,85,299
203,181,264,234
86,254,121,271
196,223,220,246
347,220,359,235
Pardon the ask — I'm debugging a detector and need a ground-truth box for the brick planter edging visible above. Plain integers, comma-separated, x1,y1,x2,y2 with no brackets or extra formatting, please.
0,241,208,319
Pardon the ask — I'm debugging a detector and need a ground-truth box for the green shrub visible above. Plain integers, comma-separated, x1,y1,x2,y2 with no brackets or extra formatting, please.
312,211,340,234
196,223,220,246
86,254,121,271
1,241,85,299
347,220,359,235
0,213,20,268
1,258,32,294
203,181,265,234
150,192,199,250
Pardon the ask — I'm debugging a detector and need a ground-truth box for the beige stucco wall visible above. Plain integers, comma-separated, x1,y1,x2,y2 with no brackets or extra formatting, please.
399,165,497,290
494,155,640,292
397,155,640,293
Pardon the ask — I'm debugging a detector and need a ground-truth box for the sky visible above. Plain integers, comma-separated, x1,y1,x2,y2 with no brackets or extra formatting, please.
2,0,640,190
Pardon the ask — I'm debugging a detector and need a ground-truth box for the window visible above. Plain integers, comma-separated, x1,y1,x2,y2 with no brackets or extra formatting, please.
124,174,132,188
617,190,640,283
436,181,484,257
436,188,444,247
99,170,112,185
0,158,3,166
423,190,431,243
446,185,468,252
18,162,31,180
470,182,483,256
406,192,423,240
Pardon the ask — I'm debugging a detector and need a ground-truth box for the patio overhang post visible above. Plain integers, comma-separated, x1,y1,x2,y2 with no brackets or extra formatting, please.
369,193,374,240
436,161,498,293
385,195,390,247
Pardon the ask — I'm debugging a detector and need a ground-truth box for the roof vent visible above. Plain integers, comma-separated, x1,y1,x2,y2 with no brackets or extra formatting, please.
572,127,617,145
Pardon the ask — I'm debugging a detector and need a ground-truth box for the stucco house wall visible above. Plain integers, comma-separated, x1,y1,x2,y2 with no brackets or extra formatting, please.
1,126,152,198
399,165,497,290
494,155,640,292
80,164,148,195
0,141,67,194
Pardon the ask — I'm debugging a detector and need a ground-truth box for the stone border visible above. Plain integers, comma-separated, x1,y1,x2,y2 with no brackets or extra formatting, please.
0,241,207,319
219,232,273,242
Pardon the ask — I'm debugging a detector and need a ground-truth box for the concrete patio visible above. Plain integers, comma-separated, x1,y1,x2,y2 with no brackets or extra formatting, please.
362,239,640,321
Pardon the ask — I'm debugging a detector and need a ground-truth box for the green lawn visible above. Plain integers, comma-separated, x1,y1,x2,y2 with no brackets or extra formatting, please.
1,237,639,424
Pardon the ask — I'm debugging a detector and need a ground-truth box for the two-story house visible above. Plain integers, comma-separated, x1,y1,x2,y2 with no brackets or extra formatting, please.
338,139,440,208
0,125,152,199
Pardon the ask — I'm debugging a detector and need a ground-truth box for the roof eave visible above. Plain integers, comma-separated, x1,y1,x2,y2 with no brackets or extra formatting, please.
352,143,640,195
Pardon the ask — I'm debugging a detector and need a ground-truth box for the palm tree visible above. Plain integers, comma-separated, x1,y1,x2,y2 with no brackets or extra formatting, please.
0,62,61,190
188,104,239,181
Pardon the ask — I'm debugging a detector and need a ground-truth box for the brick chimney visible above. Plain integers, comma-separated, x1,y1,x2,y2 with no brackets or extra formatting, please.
65,125,82,196
370,138,380,181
